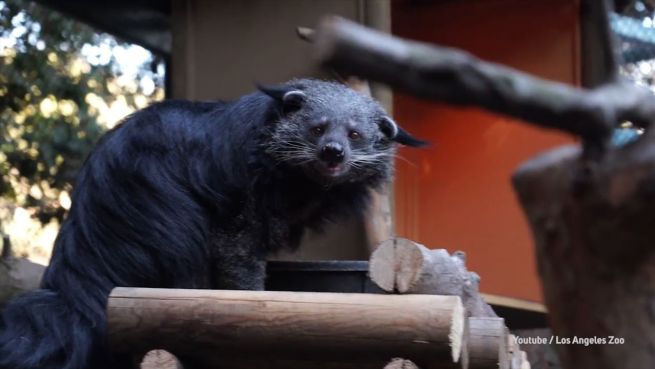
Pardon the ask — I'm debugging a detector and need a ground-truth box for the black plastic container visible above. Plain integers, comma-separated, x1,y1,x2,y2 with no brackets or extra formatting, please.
266,260,384,294
266,260,547,329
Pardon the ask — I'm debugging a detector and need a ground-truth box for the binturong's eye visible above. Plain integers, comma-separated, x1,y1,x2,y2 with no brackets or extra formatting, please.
348,130,361,140
310,126,325,136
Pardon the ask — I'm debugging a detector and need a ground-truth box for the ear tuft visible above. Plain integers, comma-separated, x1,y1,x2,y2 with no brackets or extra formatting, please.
394,127,430,147
258,83,306,113
378,116,429,148
282,90,306,109
379,116,399,139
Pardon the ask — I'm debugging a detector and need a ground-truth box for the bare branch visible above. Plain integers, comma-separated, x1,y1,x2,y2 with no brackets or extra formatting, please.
314,16,655,144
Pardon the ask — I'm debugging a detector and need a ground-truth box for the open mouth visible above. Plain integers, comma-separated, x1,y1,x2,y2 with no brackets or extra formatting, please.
318,162,346,177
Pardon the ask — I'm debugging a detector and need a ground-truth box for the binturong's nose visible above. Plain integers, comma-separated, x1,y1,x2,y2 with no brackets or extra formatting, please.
319,142,345,164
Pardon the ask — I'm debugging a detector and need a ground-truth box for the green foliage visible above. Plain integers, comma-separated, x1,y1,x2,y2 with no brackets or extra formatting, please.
0,0,163,225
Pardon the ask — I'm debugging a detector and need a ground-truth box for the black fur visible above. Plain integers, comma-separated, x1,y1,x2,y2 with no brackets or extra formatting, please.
0,79,425,369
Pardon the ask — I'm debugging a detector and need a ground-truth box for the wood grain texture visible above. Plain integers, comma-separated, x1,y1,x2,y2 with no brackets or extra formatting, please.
468,318,508,369
513,136,655,369
108,288,467,369
369,238,496,318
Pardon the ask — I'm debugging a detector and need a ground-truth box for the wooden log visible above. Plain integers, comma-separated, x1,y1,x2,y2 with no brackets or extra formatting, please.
181,357,416,369
369,238,496,317
468,318,509,369
108,288,467,369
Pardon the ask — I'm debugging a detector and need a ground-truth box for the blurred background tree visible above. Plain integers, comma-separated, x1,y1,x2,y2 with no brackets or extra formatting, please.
0,0,164,263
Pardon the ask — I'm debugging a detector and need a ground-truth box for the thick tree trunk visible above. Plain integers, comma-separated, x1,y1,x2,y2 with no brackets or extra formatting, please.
512,132,655,369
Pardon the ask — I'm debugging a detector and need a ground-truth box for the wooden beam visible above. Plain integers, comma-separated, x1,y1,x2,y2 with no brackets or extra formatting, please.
108,288,467,369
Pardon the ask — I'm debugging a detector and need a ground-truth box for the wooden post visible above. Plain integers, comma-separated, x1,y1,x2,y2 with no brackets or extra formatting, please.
369,238,497,318
108,288,467,369
296,25,393,254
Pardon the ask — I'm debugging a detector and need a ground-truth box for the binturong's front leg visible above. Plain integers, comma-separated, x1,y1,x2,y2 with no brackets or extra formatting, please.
208,227,267,291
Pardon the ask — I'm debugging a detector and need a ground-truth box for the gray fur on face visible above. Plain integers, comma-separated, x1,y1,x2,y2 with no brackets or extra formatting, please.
265,79,397,185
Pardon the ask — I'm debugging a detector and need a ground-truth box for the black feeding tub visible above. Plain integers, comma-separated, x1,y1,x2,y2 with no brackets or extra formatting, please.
265,260,547,330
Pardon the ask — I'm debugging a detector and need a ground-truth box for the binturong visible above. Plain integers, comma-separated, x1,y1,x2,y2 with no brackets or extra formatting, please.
0,78,427,369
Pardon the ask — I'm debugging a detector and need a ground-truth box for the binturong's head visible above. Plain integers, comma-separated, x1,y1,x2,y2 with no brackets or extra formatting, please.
260,79,427,185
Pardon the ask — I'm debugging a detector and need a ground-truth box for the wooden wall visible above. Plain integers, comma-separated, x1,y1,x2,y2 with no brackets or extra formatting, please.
392,0,580,303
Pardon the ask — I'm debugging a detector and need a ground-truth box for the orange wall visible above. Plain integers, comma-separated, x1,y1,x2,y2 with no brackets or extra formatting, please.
393,0,580,303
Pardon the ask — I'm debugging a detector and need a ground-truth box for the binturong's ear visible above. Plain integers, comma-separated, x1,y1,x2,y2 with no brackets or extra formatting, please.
257,83,306,113
378,116,429,148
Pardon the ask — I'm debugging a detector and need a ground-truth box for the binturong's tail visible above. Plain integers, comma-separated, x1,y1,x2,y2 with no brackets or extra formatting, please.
0,289,99,369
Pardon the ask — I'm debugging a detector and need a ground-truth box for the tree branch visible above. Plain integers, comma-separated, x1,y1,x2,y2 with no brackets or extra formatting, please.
313,16,655,148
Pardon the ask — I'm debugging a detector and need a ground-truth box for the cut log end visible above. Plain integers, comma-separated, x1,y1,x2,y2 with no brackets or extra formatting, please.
395,239,424,293
140,349,184,369
368,238,396,291
368,238,424,293
384,358,420,369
